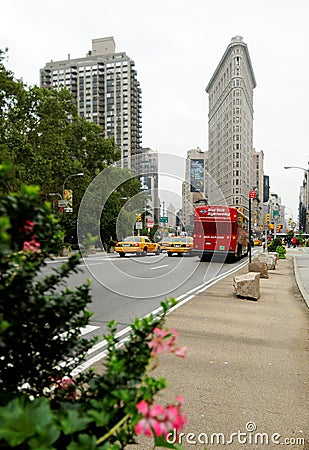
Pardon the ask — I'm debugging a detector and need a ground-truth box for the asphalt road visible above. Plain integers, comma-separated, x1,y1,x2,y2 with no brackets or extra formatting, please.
43,251,254,362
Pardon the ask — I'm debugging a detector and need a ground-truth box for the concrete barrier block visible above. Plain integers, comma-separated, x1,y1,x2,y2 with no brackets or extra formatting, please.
256,253,276,270
268,251,279,262
248,260,269,278
233,272,260,300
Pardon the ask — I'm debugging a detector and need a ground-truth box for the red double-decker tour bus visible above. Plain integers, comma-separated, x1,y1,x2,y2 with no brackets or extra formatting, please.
193,205,249,261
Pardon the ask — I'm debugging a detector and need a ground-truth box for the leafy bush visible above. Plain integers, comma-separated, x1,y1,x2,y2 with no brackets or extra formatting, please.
267,237,282,253
275,245,286,259
0,167,187,449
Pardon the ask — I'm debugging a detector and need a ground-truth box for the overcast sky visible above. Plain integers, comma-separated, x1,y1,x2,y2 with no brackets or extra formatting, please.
2,0,308,221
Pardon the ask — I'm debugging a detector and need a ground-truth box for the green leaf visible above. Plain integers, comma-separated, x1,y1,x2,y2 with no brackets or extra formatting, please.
58,409,92,435
0,397,56,447
67,433,98,450
28,423,60,449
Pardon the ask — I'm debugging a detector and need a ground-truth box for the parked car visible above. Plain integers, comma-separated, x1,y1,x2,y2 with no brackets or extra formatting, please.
115,236,161,257
253,238,262,246
158,236,172,252
167,236,194,257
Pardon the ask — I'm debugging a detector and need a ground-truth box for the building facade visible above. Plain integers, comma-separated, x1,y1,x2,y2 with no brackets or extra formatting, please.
140,147,160,225
182,147,208,233
268,192,285,234
206,36,256,215
252,149,264,234
299,171,309,233
40,37,142,170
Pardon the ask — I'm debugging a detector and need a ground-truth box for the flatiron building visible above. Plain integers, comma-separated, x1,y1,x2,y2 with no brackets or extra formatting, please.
206,36,256,215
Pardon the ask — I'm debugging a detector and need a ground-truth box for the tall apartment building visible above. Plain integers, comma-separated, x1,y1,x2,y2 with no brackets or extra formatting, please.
206,36,256,215
40,37,142,170
182,147,208,233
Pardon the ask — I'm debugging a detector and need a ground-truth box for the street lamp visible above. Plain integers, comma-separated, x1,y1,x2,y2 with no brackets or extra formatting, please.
62,172,84,199
284,164,309,232
284,165,309,173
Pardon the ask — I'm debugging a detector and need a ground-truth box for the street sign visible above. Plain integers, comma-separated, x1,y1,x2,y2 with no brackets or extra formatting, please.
58,200,67,207
249,190,257,199
135,222,143,230
273,210,279,216
159,216,168,223
146,218,154,228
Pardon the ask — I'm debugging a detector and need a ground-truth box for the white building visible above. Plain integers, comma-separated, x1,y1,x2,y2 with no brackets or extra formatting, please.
206,36,256,215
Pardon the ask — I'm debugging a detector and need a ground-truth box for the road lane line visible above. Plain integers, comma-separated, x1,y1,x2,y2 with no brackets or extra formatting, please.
80,325,100,335
70,259,249,375
150,265,169,270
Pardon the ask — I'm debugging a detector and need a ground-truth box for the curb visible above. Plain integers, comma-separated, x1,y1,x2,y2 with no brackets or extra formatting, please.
293,256,309,308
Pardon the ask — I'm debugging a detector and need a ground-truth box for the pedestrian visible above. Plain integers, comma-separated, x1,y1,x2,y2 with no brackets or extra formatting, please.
291,236,297,248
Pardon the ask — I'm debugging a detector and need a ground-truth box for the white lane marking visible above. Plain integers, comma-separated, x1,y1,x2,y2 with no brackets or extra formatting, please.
69,260,249,376
80,325,100,335
150,265,169,270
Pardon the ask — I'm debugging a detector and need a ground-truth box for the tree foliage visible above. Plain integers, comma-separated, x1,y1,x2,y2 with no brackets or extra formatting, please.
0,48,142,246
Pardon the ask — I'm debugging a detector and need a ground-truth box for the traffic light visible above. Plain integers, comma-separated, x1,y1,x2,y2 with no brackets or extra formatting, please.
137,214,142,222
265,214,270,223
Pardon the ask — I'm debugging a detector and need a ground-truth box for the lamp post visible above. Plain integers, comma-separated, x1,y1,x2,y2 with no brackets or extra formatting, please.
248,189,257,262
284,165,309,172
62,172,84,201
284,165,309,233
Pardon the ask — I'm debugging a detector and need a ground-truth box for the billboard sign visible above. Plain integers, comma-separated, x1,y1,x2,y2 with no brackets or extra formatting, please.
190,159,204,193
64,189,73,213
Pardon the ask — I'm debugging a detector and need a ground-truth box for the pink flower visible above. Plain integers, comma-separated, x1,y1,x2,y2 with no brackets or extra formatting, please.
23,239,41,253
19,220,35,235
149,327,187,358
135,397,187,438
51,376,77,399
60,376,76,390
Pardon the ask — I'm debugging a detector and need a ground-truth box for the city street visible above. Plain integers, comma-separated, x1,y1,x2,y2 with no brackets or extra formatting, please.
44,251,251,339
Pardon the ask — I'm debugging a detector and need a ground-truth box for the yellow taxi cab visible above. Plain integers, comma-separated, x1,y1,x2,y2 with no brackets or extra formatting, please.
167,236,194,257
115,236,161,257
253,238,262,246
158,236,172,252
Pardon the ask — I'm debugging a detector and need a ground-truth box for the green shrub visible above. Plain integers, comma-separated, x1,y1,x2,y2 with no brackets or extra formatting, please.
275,245,286,259
267,237,282,252
0,168,187,449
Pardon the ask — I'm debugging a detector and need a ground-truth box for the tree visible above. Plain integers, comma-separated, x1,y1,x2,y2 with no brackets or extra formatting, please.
0,48,142,247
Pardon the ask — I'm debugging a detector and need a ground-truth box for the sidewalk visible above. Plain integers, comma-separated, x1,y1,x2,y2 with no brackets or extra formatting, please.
127,254,309,449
